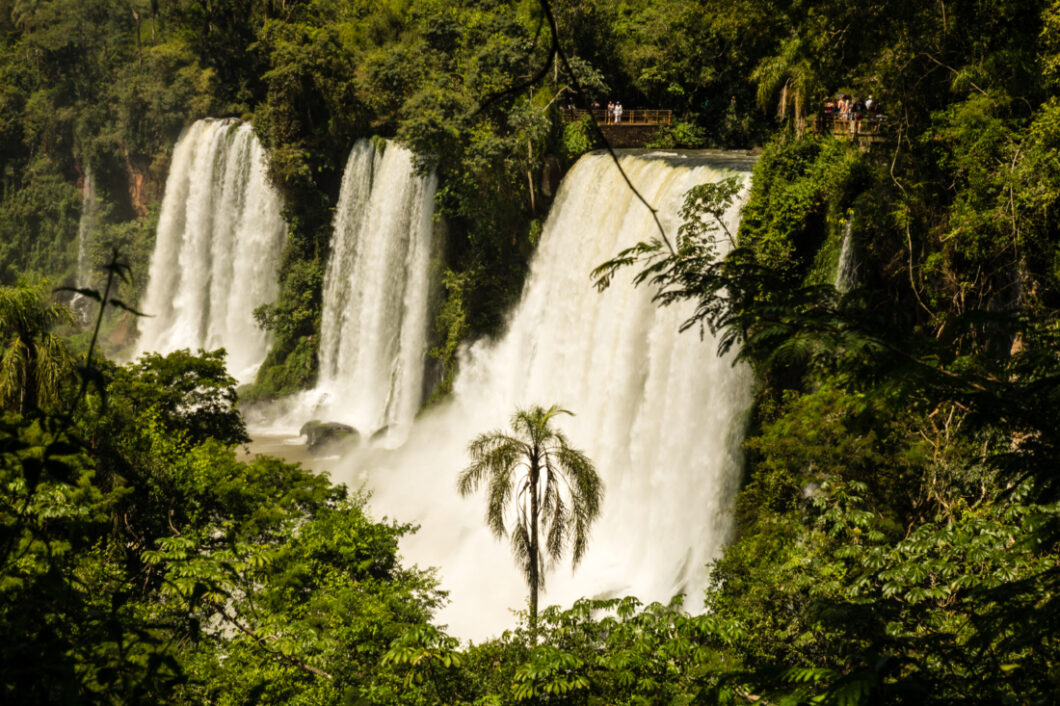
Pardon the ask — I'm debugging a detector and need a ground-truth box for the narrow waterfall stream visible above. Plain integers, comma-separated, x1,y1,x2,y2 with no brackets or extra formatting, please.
70,164,98,322
76,164,96,289
835,219,857,292
135,119,287,381
336,150,756,641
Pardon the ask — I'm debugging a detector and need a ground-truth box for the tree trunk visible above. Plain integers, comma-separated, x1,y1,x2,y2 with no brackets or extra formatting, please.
527,138,536,215
20,334,38,415
131,6,143,69
529,447,540,636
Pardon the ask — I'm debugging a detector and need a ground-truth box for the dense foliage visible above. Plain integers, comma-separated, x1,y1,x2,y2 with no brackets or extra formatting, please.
4,0,1060,703
1,284,443,704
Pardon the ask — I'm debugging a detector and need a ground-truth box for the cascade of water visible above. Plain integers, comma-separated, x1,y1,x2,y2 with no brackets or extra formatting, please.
135,119,287,381
76,164,96,288
835,219,857,292
70,165,98,322
343,150,756,640
298,139,438,445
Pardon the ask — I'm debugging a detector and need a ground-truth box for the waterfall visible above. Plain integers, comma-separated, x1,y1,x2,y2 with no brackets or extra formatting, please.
311,139,438,444
834,219,857,292
247,139,441,446
71,165,97,321
76,164,96,288
344,150,756,640
135,119,287,381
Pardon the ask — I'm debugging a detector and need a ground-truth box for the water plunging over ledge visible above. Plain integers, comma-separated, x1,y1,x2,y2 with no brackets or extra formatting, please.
247,139,439,448
307,149,759,641
135,119,287,382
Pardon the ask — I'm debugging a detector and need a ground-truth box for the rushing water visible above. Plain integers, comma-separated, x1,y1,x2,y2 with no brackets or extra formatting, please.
835,219,857,292
250,139,440,446
313,140,438,444
70,164,98,322
335,150,756,641
135,119,287,381
76,164,96,289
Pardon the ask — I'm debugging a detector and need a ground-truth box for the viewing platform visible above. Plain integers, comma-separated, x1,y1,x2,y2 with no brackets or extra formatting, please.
813,114,890,143
561,108,673,147
564,108,673,126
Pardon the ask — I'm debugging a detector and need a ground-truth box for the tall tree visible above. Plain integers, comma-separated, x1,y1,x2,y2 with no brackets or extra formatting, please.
458,404,603,631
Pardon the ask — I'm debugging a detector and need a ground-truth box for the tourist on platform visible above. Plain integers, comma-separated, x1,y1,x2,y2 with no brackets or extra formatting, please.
615,102,623,124
607,101,614,124
865,95,880,131
821,97,837,133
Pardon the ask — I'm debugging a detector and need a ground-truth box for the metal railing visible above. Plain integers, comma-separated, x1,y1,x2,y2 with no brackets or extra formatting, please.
814,114,889,138
562,108,673,126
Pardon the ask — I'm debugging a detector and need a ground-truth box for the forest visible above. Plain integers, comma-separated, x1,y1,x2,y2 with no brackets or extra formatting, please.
2,0,1060,703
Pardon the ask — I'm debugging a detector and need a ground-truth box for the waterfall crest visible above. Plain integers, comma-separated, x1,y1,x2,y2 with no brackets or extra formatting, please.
135,119,287,381
300,139,438,444
348,150,756,640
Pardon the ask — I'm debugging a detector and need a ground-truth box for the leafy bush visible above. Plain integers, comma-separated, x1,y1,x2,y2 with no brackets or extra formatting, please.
645,120,708,148
561,115,597,158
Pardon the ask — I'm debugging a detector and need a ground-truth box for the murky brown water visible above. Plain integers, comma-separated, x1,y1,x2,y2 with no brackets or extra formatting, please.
238,432,344,475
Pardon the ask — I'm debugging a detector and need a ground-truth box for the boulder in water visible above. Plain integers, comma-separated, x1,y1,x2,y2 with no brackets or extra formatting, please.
300,420,360,454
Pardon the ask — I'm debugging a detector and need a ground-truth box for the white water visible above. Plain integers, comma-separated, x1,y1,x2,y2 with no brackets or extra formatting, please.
314,140,438,443
71,165,98,322
338,150,756,641
254,139,439,446
135,119,287,381
76,164,96,288
835,219,857,292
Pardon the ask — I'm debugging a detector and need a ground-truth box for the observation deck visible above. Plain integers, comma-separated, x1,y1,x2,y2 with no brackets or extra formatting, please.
561,108,673,147
813,114,890,143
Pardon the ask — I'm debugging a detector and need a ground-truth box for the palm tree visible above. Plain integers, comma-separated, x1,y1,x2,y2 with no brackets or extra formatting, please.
458,404,603,631
751,37,820,136
0,283,75,415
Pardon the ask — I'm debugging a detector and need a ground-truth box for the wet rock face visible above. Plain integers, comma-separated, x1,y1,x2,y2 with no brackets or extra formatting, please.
300,420,360,454
541,155,562,198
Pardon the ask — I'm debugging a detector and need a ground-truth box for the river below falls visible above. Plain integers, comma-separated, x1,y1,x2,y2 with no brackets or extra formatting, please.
238,431,343,475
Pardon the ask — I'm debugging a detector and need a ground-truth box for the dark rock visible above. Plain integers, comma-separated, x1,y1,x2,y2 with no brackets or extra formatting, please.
541,155,563,198
300,419,360,454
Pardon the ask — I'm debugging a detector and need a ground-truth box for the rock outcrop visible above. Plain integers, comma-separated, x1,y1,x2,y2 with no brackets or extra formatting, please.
300,420,360,454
